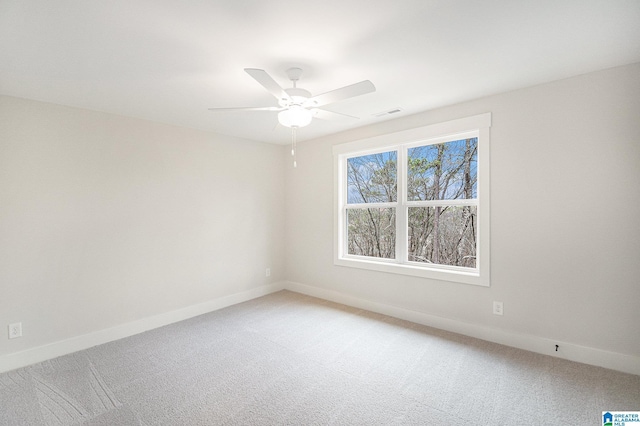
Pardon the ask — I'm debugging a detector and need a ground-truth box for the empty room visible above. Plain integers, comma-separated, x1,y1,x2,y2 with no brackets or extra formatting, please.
1,1,639,425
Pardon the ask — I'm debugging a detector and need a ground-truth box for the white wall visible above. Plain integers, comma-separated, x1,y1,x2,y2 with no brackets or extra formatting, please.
0,96,285,360
285,63,640,369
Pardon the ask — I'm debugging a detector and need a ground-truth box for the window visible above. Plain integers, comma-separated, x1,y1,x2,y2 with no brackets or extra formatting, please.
347,150,397,260
334,113,491,286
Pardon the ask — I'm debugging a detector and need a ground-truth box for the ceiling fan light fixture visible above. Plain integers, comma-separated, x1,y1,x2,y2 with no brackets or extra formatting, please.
278,106,312,128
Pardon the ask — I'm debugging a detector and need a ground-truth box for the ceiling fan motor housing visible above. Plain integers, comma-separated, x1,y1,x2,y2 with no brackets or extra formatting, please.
280,87,312,107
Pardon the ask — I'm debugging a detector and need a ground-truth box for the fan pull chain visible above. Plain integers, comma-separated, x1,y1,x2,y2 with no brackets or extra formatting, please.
291,127,298,168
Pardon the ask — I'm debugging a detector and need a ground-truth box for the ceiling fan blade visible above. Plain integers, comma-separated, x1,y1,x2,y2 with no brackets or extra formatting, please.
208,106,283,112
311,108,359,121
306,80,375,108
244,68,291,102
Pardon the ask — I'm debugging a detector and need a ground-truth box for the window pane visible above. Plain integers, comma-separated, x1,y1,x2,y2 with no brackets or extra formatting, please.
407,138,477,201
408,206,476,268
347,151,397,204
347,208,396,259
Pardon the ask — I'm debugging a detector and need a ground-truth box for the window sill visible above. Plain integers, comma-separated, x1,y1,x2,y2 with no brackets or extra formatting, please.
334,256,489,287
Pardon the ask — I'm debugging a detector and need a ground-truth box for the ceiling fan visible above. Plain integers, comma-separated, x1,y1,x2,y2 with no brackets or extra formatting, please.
208,67,376,129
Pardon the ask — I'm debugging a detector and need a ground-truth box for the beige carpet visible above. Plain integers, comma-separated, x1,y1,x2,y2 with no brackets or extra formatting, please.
1,290,638,425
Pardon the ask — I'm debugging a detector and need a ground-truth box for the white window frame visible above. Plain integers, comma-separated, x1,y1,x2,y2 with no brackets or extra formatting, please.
333,113,491,287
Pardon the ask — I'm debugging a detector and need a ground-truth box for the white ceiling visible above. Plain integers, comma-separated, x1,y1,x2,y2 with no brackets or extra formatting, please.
1,1,639,144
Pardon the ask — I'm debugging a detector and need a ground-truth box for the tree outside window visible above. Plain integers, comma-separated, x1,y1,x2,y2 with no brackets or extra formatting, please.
345,140,477,268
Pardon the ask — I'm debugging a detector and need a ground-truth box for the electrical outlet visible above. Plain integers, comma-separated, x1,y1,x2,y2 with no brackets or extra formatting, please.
265,268,271,277
8,322,22,339
493,301,503,316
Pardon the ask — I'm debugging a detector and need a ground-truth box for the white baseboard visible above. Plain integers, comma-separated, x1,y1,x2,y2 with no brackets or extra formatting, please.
283,281,640,376
4,281,637,376
0,282,285,374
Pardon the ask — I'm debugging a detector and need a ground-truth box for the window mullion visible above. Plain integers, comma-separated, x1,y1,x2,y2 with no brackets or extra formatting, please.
396,147,407,264
340,154,348,258
346,202,397,209
406,199,478,207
